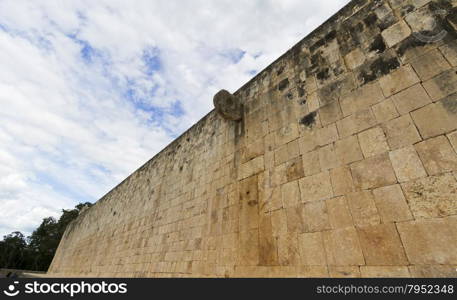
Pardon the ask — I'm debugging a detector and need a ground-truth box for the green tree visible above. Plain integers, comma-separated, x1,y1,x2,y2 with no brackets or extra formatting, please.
0,231,28,269
0,202,93,271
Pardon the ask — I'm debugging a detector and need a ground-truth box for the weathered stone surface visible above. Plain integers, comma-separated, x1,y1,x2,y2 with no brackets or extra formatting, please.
347,191,380,227
372,184,413,222
326,196,353,229
382,114,422,150
337,108,377,138
422,68,457,101
439,41,457,67
317,124,338,146
397,217,457,265
335,135,364,165
391,83,431,115
340,82,384,117
358,127,390,158
330,166,354,196
415,135,457,175
302,150,321,176
213,89,243,121
302,200,331,232
379,65,420,97
351,153,397,190
381,20,411,48
323,227,365,266
410,49,451,81
319,100,343,127
409,266,457,278
357,223,408,266
299,171,333,203
411,96,457,139
401,173,457,219
360,266,410,278
449,131,457,152
344,48,365,70
298,232,327,266
281,180,300,208
372,98,399,123
389,146,427,183
318,143,338,171
328,266,361,278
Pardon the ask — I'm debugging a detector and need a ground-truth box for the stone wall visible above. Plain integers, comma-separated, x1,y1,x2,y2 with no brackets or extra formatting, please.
48,0,457,278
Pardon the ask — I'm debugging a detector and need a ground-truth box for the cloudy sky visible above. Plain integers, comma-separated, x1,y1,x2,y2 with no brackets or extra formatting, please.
0,0,350,237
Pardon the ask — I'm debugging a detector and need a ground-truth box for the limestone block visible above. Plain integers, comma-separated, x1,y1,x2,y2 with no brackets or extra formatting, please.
298,232,327,266
381,20,412,48
382,114,422,150
241,138,265,164
277,232,300,266
307,91,320,112
379,65,420,97
319,100,343,127
389,146,427,183
401,173,457,218
335,135,364,165
318,143,338,171
271,209,288,238
358,127,390,158
296,266,329,278
372,184,413,223
258,171,283,213
326,196,353,229
274,145,289,166
449,131,457,152
302,200,331,232
439,41,457,67
357,223,408,266
396,217,457,265
344,48,366,70
411,96,457,139
329,266,361,278
213,90,243,121
298,128,319,154
409,265,457,278
285,156,305,182
415,135,457,175
274,123,299,148
337,108,377,138
340,82,385,117
239,175,259,230
330,166,355,196
285,205,305,233
422,68,457,101
238,229,259,266
346,191,381,227
302,150,321,176
238,155,264,180
392,83,432,115
317,123,338,146
351,153,398,190
281,180,300,208
322,227,365,266
411,49,451,81
372,98,399,123
360,266,410,278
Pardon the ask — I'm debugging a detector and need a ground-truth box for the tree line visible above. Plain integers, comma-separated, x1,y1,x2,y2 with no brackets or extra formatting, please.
0,202,92,272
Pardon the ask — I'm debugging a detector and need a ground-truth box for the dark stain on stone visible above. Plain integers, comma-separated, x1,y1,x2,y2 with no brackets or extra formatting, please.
396,35,428,57
278,78,289,91
363,13,378,28
316,67,330,81
277,66,285,76
247,200,258,207
325,30,337,42
358,56,400,85
442,93,457,114
300,111,317,128
286,92,294,100
298,87,305,97
300,99,307,105
400,5,415,17
369,35,387,54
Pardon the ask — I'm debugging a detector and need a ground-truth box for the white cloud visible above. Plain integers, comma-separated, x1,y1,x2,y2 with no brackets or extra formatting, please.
0,0,350,237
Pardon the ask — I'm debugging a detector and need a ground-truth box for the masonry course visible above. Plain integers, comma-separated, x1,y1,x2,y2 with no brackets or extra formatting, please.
48,0,457,278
